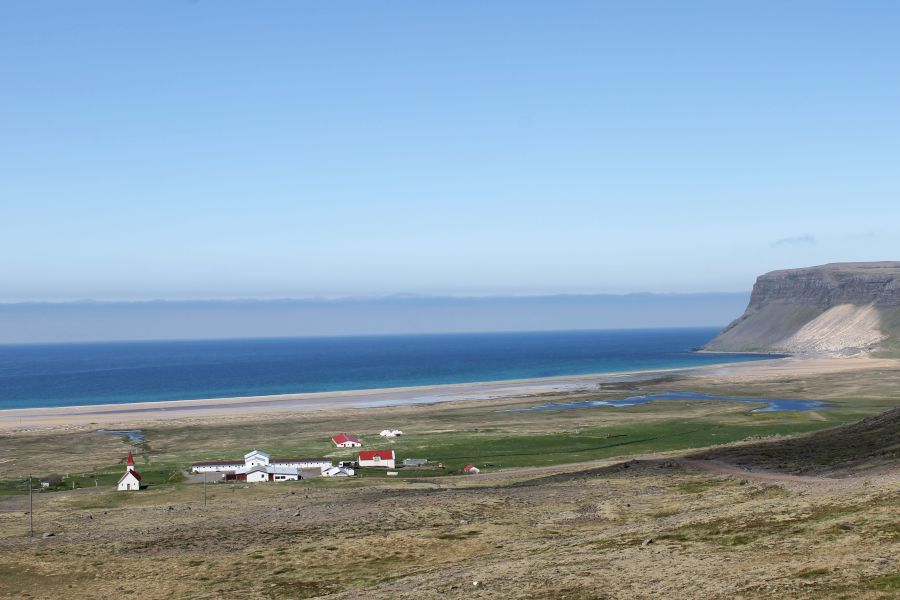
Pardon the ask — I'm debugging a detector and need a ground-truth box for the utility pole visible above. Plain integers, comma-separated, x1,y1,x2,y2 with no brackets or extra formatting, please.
28,475,33,538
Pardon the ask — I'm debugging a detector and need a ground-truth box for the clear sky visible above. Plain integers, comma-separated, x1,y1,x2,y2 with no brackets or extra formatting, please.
2,1,899,301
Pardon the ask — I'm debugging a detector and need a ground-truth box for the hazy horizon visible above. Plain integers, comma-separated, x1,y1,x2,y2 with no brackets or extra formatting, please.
0,292,748,344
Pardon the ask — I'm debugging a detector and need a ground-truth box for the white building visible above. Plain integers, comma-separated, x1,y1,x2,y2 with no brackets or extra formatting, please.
245,465,301,482
190,459,244,473
321,466,355,477
244,449,270,468
270,457,332,470
190,449,332,481
358,450,396,469
117,451,142,491
379,429,403,438
331,433,362,448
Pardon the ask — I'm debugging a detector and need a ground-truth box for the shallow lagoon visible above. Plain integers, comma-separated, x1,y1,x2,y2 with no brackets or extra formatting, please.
500,391,827,414
96,429,145,442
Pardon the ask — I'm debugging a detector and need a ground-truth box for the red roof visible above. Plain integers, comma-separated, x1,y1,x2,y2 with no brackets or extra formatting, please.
332,433,360,445
359,450,395,461
119,469,141,482
464,464,476,471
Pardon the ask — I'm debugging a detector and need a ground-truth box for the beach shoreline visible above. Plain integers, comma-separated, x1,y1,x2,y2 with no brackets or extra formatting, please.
1,355,895,430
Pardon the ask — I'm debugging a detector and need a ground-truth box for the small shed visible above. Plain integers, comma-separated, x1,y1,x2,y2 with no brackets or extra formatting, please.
463,464,480,474
321,466,355,477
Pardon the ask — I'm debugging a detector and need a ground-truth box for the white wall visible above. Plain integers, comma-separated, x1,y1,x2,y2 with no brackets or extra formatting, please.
191,463,242,473
359,458,396,469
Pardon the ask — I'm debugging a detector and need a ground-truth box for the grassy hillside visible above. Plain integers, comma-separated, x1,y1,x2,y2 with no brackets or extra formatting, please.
691,407,900,475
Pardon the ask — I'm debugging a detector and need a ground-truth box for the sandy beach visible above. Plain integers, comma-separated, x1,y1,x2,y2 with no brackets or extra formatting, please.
2,355,895,430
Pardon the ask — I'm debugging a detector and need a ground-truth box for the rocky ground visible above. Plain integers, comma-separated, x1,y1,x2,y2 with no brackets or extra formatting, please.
2,363,898,599
0,435,897,599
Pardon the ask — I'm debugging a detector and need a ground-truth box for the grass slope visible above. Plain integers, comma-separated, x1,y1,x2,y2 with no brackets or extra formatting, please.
692,406,900,475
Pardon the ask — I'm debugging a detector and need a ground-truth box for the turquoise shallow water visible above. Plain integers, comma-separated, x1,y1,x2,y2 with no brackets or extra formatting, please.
0,328,779,410
500,391,826,413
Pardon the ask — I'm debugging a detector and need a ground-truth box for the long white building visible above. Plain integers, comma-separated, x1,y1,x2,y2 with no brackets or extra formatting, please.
190,449,332,482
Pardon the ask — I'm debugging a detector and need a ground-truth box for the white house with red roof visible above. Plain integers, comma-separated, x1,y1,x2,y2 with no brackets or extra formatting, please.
463,464,480,474
331,433,362,448
358,450,396,469
117,451,142,491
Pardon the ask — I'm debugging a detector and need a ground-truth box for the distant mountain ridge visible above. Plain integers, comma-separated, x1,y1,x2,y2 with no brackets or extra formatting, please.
705,262,900,356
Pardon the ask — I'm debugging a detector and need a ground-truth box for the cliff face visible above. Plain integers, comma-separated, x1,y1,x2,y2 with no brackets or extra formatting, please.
705,262,900,356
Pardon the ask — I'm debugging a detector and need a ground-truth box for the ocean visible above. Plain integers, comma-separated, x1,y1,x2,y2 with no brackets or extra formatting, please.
0,328,777,410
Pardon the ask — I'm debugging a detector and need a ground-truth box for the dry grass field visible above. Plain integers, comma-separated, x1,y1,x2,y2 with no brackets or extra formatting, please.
0,363,898,599
0,447,897,599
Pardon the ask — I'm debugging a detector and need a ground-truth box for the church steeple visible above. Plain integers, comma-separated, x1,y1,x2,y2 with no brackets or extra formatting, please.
126,451,135,472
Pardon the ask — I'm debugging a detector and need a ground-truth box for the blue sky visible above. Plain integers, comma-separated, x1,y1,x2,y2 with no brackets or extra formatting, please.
2,1,899,301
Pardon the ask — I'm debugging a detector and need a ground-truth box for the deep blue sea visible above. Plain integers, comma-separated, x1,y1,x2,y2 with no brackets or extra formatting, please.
0,328,777,410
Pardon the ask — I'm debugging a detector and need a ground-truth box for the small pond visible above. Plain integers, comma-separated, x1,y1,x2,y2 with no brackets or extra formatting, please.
499,391,827,414
96,429,145,442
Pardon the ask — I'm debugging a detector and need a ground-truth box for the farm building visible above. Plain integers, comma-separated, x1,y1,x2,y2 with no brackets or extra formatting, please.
245,465,301,482
463,464,480,474
117,452,142,491
331,433,362,448
402,458,428,467
358,450,396,469
190,449,332,482
321,466,355,477
190,459,244,473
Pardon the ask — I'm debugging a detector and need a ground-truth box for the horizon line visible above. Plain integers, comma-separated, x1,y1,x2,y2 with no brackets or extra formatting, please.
0,325,731,348
0,291,750,306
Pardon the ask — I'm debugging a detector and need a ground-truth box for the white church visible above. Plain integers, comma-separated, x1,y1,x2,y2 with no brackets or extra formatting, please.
117,451,142,491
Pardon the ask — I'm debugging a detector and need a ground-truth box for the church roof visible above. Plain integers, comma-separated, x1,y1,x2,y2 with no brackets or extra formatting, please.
118,470,141,483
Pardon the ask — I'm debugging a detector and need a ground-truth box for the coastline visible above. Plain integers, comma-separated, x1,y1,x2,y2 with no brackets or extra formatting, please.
1,355,895,430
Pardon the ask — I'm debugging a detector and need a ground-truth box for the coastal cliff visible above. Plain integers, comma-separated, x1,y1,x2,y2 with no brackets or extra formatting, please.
705,262,900,356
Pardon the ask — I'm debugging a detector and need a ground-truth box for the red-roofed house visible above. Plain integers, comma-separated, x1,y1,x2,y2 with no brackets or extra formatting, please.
331,433,362,448
463,464,480,474
117,451,142,491
358,450,396,469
